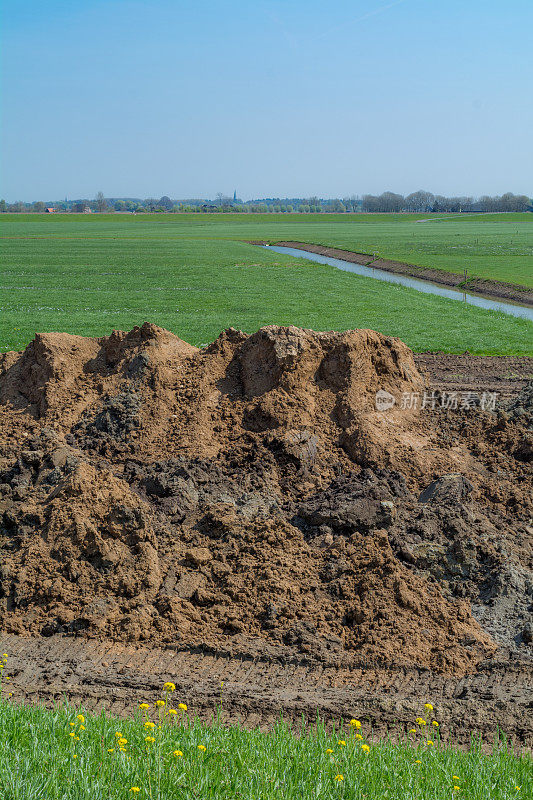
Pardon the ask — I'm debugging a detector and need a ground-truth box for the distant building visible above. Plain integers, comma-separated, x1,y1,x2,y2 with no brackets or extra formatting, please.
45,207,55,213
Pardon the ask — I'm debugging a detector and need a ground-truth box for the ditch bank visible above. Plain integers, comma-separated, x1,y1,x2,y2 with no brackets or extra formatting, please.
253,241,533,307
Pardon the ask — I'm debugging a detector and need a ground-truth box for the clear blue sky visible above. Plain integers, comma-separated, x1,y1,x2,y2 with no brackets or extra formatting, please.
2,0,532,202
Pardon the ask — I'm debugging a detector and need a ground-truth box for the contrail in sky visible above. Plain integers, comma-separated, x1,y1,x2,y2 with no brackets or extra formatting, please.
311,0,409,43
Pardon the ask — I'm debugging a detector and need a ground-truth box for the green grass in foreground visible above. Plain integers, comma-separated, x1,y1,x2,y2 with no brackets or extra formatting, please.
1,216,532,356
0,680,530,800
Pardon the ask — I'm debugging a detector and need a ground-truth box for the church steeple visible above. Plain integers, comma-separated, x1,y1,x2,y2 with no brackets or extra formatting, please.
233,190,237,201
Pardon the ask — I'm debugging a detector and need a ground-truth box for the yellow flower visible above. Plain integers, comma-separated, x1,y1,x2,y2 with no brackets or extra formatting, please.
197,745,206,752
424,703,433,712
130,789,140,794
349,719,361,728
115,732,123,738
409,729,416,734
139,703,150,710
163,682,176,692
107,749,115,753
74,736,80,741
76,714,85,724
453,787,461,792
155,700,165,708
79,725,85,731
355,733,363,741
326,748,333,754
452,776,460,781
178,703,187,711
120,747,127,752
338,740,346,746
515,788,521,792
73,754,77,759
416,718,426,727
334,774,344,781
145,736,156,743
361,744,370,753
69,732,76,738
69,722,76,727
168,709,177,715
5,676,10,681
432,721,439,727
426,741,434,746
118,738,128,746
2,654,7,659
173,750,183,757
144,721,155,729
415,759,422,764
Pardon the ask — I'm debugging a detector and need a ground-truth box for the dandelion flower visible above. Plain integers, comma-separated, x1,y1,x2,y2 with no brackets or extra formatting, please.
79,725,85,731
424,703,433,712
107,749,115,754
326,748,333,754
144,721,155,729
130,789,140,794
453,787,461,792
2,654,7,659
426,741,434,746
139,703,150,710
515,788,521,792
178,703,187,711
349,719,361,728
118,738,128,746
197,744,206,752
415,760,422,764
163,682,176,692
155,700,166,708
69,732,76,738
416,718,427,727
76,714,85,724
432,721,439,727
338,740,346,746
361,744,370,753
173,750,183,757
409,729,416,734
168,709,177,715
452,776,460,781
145,736,156,743
115,732,123,738
355,734,363,741
73,754,77,759
69,722,76,727
334,774,344,782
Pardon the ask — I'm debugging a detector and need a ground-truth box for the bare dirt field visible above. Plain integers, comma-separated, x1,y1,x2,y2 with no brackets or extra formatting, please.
1,324,531,743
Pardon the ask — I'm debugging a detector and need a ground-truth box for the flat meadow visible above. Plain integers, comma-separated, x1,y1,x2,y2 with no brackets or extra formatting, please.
1,212,532,356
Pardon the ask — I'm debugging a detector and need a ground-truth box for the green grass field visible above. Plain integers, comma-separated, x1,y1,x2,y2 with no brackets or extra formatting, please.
1,213,532,356
0,675,529,800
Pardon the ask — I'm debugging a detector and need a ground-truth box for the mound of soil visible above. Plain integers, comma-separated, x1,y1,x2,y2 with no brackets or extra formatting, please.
0,324,531,675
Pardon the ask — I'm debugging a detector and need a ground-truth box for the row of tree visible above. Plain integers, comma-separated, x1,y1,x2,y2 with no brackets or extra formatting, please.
1,191,531,214
361,191,531,213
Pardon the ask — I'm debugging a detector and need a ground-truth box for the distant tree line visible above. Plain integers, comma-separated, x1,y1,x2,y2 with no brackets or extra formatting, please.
0,190,531,214
361,190,531,213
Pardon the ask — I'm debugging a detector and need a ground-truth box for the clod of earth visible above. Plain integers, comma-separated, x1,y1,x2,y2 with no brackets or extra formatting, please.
0,323,531,675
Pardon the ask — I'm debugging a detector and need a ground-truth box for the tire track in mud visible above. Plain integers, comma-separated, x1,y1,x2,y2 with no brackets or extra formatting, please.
2,635,531,745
